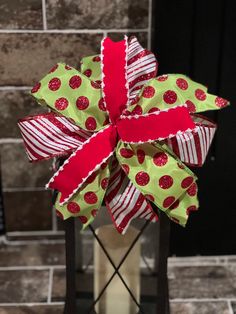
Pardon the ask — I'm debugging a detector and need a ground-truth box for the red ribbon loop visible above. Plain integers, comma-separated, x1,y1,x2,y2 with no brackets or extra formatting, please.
47,125,117,204
102,37,128,123
116,106,195,143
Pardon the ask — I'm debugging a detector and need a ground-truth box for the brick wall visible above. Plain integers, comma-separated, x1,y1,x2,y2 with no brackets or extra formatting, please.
0,0,153,235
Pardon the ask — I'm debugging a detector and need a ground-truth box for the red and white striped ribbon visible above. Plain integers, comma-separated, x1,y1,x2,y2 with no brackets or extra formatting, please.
166,115,216,166
106,159,157,234
18,113,91,162
127,37,158,102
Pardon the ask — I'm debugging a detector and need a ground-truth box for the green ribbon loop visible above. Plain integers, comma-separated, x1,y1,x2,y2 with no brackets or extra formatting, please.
55,159,110,229
31,63,107,132
116,141,198,226
128,74,229,114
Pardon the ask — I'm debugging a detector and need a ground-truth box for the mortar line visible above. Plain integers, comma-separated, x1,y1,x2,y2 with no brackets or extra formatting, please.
0,265,65,271
171,298,236,302
7,230,65,236
42,0,47,30
3,187,46,192
0,29,148,34
0,86,31,90
0,138,23,144
147,0,153,50
0,302,65,306
3,239,65,246
47,267,54,303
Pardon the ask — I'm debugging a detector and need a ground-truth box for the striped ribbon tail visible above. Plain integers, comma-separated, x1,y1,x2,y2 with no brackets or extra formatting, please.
127,36,158,102
18,112,91,162
166,115,216,167
106,160,158,234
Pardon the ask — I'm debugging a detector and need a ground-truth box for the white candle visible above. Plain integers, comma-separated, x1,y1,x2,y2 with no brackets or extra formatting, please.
94,225,141,314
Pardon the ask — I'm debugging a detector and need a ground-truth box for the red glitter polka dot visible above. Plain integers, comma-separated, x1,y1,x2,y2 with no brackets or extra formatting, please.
65,65,72,70
83,69,92,77
169,199,180,210
148,107,160,113
98,98,106,111
48,78,61,91
181,176,194,189
159,175,173,189
91,80,101,89
67,202,80,214
93,56,101,62
69,75,82,89
31,82,41,93
176,78,188,90
186,100,196,112
91,209,98,217
145,194,155,202
79,216,88,224
55,97,69,110
101,161,108,170
142,86,155,98
49,64,58,73
187,183,197,196
137,149,145,164
186,205,197,215
86,172,97,184
215,96,228,108
84,192,98,204
132,105,143,115
76,96,89,110
135,171,150,186
163,90,177,104
153,152,168,166
195,89,206,101
157,75,168,81
101,177,109,190
120,148,134,158
163,196,175,208
85,117,97,131
121,164,130,175
56,210,64,220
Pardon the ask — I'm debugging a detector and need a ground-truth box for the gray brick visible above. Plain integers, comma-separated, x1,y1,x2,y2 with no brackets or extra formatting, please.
0,0,43,29
0,33,102,85
46,0,149,29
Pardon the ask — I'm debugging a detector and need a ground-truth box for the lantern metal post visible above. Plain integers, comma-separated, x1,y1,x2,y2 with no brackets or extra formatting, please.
64,218,77,314
156,211,170,314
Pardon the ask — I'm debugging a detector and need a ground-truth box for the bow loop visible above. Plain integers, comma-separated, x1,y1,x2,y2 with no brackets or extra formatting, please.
128,74,230,115
31,63,108,132
116,141,198,226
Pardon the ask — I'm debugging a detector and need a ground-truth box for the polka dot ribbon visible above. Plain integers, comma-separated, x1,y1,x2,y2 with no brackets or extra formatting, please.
18,36,229,233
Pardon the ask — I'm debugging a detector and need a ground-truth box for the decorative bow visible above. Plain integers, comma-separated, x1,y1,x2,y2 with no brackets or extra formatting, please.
18,36,229,234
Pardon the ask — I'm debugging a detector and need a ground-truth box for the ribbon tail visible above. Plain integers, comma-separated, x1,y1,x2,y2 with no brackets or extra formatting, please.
55,161,111,229
165,114,217,167
18,112,90,162
105,160,158,234
47,124,117,205
165,182,199,226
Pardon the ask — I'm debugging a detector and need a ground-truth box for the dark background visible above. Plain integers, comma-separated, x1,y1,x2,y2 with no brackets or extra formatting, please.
153,0,236,255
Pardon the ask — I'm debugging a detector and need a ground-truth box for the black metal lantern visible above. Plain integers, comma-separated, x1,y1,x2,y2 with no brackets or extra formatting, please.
62,205,170,314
